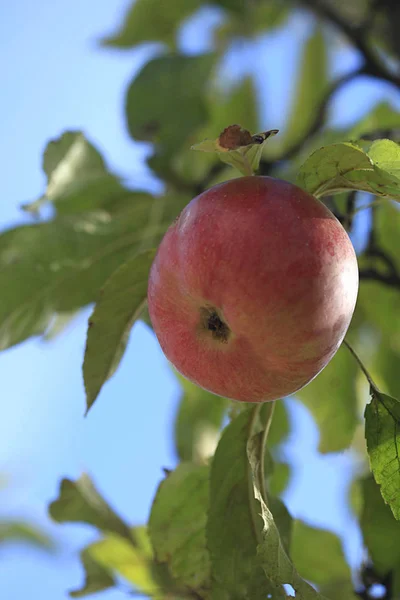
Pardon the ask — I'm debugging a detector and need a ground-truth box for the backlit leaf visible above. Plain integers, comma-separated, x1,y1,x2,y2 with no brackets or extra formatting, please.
365,389,400,520
297,140,400,200
70,547,115,597
149,463,210,592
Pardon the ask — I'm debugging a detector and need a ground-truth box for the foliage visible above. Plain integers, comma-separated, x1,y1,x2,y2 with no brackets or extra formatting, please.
3,0,400,598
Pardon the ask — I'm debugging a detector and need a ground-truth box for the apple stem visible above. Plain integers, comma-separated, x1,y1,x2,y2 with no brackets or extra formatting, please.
242,153,255,177
260,401,276,505
342,338,380,395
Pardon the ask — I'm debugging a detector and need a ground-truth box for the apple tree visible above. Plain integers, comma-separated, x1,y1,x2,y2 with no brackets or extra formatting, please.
2,1,400,599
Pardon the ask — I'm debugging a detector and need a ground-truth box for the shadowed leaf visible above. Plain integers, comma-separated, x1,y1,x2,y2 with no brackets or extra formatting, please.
49,474,132,542
84,249,156,412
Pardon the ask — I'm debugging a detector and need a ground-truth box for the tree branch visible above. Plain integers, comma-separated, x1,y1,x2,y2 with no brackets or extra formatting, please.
300,0,400,89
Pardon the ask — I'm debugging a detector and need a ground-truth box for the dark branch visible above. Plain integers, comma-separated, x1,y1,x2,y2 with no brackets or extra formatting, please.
300,0,400,89
359,268,400,289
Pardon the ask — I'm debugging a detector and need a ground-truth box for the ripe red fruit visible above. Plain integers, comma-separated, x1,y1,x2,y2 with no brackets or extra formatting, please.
148,176,359,403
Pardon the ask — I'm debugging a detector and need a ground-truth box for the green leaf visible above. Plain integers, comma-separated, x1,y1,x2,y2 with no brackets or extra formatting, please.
268,461,291,497
192,127,279,176
290,520,351,585
360,475,400,573
277,28,328,157
125,54,215,153
83,249,156,413
101,0,201,48
70,547,115,597
212,0,247,14
0,194,188,350
157,76,259,186
297,140,400,200
87,531,160,597
22,131,130,215
365,390,400,520
247,431,329,599
319,580,359,600
297,346,359,453
0,521,53,551
174,372,227,463
207,407,285,599
149,463,211,593
48,474,133,541
349,102,400,139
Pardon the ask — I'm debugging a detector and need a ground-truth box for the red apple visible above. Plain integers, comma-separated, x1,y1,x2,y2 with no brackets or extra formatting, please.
148,176,359,403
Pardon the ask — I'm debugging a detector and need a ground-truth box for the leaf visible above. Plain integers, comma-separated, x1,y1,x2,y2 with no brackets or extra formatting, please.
297,140,400,200
48,474,132,542
192,127,279,176
70,547,115,597
360,475,400,574
83,249,156,413
174,372,227,463
152,76,259,186
23,131,129,215
319,580,359,600
365,389,400,520
277,28,328,156
0,194,188,350
87,530,160,597
290,520,351,586
207,407,285,599
247,432,329,599
125,54,215,153
101,0,201,48
269,462,291,497
0,521,53,551
149,463,210,593
297,346,359,453
349,102,400,139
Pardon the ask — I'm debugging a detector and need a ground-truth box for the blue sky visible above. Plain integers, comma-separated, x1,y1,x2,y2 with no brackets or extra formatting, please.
1,1,399,599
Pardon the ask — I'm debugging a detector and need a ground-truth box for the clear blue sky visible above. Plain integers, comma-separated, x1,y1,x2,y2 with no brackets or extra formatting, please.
1,2,399,599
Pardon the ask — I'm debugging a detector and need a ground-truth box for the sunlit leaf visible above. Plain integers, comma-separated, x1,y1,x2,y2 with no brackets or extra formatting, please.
365,390,400,520
297,346,359,453
49,474,132,541
126,54,215,153
149,463,210,592
83,249,156,413
297,140,400,200
70,547,115,597
87,530,159,597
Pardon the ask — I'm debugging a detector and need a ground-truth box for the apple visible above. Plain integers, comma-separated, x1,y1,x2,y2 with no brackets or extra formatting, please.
148,176,359,403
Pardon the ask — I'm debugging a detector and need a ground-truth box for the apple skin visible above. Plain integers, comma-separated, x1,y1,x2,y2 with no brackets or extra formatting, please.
148,176,359,403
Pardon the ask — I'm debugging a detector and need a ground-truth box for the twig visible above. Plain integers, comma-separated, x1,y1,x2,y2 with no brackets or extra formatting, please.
300,0,400,89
